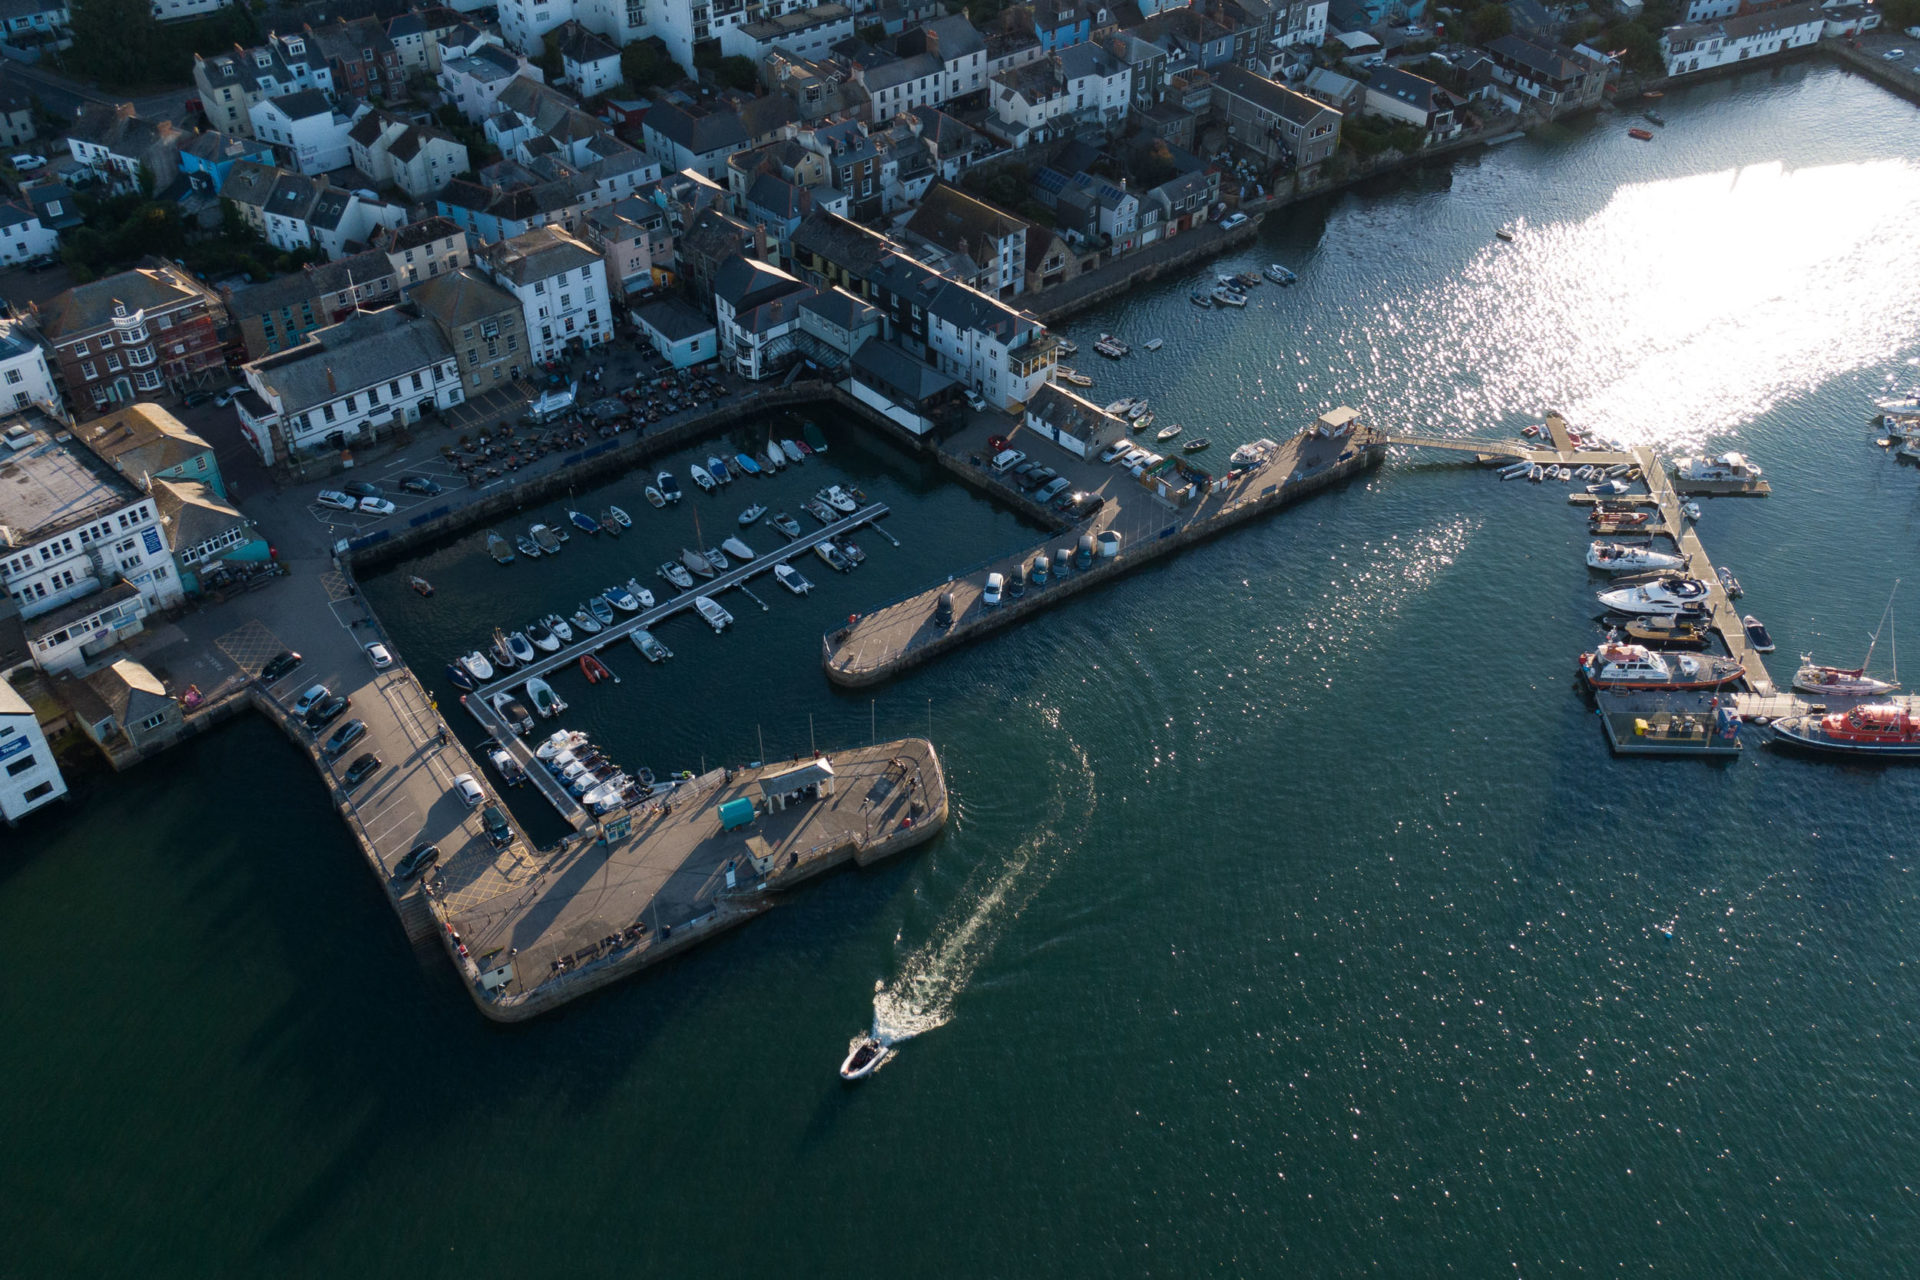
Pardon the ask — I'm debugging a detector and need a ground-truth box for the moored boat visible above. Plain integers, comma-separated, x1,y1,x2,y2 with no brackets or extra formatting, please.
486,532,515,564
1597,576,1712,615
832,535,865,565
708,455,733,484
1265,263,1296,284
545,614,574,643
410,575,434,597
598,510,621,536
781,438,807,463
734,452,761,476
660,561,695,589
1191,292,1214,308
645,486,667,509
1628,127,1653,140
703,545,730,572
462,651,495,681
571,607,602,634
772,511,802,538
1716,566,1743,598
1182,437,1210,453
1580,641,1744,690
588,595,615,626
525,676,567,718
1624,614,1710,649
446,662,475,690
604,585,642,613
1770,704,1920,757
568,509,599,535
816,541,852,572
690,464,716,491
740,503,767,525
631,628,672,662
681,548,715,578
506,630,536,664
1743,614,1775,652
1587,542,1686,573
767,438,790,467
489,691,533,736
804,498,835,524
609,505,632,528
722,535,756,561
1212,286,1248,307
531,523,563,553
1793,661,1897,697
658,471,682,502
694,596,733,631
821,485,857,513
580,653,614,684
491,629,517,669
526,619,559,652
775,562,812,594
623,578,656,610
803,420,828,453
1156,422,1182,442
514,533,542,559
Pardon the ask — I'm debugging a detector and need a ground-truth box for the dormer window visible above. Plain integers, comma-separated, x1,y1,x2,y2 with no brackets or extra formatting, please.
285,37,304,56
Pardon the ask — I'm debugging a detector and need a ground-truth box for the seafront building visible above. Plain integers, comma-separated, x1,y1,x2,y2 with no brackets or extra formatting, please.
0,678,67,825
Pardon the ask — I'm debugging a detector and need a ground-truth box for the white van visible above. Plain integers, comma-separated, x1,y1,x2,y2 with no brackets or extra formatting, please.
990,448,1026,472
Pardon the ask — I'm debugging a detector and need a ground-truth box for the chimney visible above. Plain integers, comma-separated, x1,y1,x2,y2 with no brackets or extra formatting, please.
326,366,337,394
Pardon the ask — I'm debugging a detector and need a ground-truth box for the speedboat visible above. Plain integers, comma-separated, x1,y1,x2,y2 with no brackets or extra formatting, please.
840,1036,887,1081
604,585,642,613
588,596,615,626
690,464,716,492
816,541,853,573
567,509,599,535
545,614,574,644
1792,660,1897,697
525,676,566,718
734,452,761,477
462,651,494,681
1625,614,1710,649
740,503,767,525
631,628,672,662
708,456,733,484
1586,479,1629,495
571,607,602,635
1743,615,1775,652
821,485,858,513
1580,642,1744,690
526,619,559,652
772,511,802,538
1771,704,1920,757
722,536,756,562
660,561,695,590
1587,542,1686,573
507,630,536,664
694,596,733,632
609,505,632,528
1681,501,1703,521
514,532,542,559
703,545,730,572
645,486,666,509
1716,566,1743,598
446,662,476,690
657,471,682,502
775,563,812,595
489,692,533,736
623,578,656,610
681,548,715,579
531,524,563,553
1596,576,1712,616
535,729,588,762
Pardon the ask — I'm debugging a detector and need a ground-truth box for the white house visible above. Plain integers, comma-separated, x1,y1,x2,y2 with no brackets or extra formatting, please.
1660,3,1824,77
347,109,471,198
924,280,1055,411
0,319,60,412
150,0,233,21
249,90,356,174
235,307,463,466
711,255,814,380
437,45,542,124
0,202,57,269
479,227,612,361
0,679,66,825
633,297,717,369
558,21,623,98
193,33,335,137
1023,381,1123,459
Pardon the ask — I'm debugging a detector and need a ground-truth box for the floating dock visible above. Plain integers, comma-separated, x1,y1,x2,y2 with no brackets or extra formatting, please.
1593,691,1745,756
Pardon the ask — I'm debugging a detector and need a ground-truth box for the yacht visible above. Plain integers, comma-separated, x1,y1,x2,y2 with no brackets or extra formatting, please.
1770,704,1920,757
1587,542,1686,573
1580,642,1745,691
1673,452,1763,483
1596,576,1713,615
1793,661,1897,697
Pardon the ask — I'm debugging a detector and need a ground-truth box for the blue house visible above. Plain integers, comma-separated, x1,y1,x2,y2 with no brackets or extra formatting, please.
1032,0,1091,52
178,131,274,198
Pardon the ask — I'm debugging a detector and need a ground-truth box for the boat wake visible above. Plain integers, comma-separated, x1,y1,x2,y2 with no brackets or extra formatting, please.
865,732,1097,1058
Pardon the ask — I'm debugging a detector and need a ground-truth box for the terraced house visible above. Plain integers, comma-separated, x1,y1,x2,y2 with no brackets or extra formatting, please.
192,33,335,137
35,264,227,413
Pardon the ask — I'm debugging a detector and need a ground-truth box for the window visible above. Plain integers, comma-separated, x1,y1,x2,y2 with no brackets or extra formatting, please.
105,354,122,372
6,754,37,777
73,340,88,356
322,404,336,422
21,780,52,803
4,368,20,385
81,361,96,380
138,711,168,731
410,372,423,390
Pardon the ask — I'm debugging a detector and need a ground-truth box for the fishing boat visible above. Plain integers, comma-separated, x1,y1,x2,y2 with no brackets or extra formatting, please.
489,692,533,736
1628,127,1654,140
694,596,733,632
1580,642,1745,691
568,509,599,535
708,456,733,484
1743,615,1775,652
1770,704,1920,758
491,629,518,669
1624,614,1711,649
1144,338,1164,351
658,471,682,502
722,536,756,562
1265,263,1297,284
514,533,542,559
445,662,475,690
1191,292,1214,308
1182,437,1210,453
681,548,716,579
1156,422,1183,442
631,628,672,662
571,607,602,635
740,503,767,525
1587,542,1686,573
531,523,563,553
462,651,495,681
1589,508,1651,528
598,510,621,537
821,485,858,513
486,532,515,564
1211,286,1248,307
622,578,656,610
545,614,574,643
410,575,434,597
506,630,536,664
609,505,632,528
772,511,802,538
816,541,853,572
804,498,836,524
659,561,695,590
734,452,761,477
525,677,567,719
1597,576,1713,615
690,464,716,492
1716,566,1743,598
604,585,642,613
588,595,615,626
775,563,812,595
803,420,829,452
580,654,615,684
645,486,666,509
840,1036,887,1081
526,619,559,652
782,438,807,463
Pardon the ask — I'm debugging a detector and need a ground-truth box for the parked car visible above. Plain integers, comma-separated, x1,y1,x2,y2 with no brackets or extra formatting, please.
291,684,330,716
358,497,397,516
182,389,215,408
1010,461,1037,480
365,642,393,669
1883,47,1907,59
394,842,439,879
322,719,367,760
260,650,302,682
304,694,350,731
1051,487,1088,512
398,475,442,495
452,772,485,807
341,752,382,788
316,490,357,512
1022,467,1057,492
342,481,384,499
989,448,1026,472
481,802,513,847
8,154,45,170
1221,212,1249,230
964,388,988,412
982,572,1005,607
1035,476,1073,503
1099,441,1130,463
1069,493,1107,520
213,385,247,407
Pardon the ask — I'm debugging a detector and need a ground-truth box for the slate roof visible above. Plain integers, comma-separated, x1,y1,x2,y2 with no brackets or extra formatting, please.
646,100,750,156
152,478,249,557
483,226,601,286
1365,64,1450,116
713,255,809,311
904,183,1026,266
74,404,211,479
408,266,518,329
266,88,333,122
38,263,217,341
1027,382,1121,442
388,215,463,250
1213,65,1335,126
244,306,452,414
635,297,716,343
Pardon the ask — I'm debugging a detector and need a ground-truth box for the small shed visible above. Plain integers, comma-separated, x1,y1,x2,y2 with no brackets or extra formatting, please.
717,797,757,830
758,757,836,811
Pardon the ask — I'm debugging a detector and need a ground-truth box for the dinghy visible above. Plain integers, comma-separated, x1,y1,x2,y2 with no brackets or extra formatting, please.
609,505,632,528
840,1037,886,1081
645,486,667,509
740,503,767,525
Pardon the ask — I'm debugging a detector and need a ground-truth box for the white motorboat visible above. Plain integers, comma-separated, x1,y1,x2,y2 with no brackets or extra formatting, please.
1229,439,1279,468
816,541,852,573
1597,576,1713,615
1264,263,1296,285
461,651,495,681
524,676,567,718
657,471,682,503
489,691,533,735
690,464,716,491
1587,542,1686,573
767,438,789,468
526,619,560,652
661,560,695,589
631,628,672,662
506,630,536,664
821,485,858,513
570,607,602,635
1673,452,1763,483
775,562,812,595
545,614,574,644
1682,501,1702,521
1579,642,1745,691
623,578,656,610
604,585,642,613
535,729,588,761
1586,478,1629,495
694,596,733,632
722,536,756,561
740,503,767,525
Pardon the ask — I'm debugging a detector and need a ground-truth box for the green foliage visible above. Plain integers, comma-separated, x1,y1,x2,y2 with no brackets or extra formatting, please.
1128,138,1178,188
60,189,318,284
1603,20,1664,75
621,38,678,92
715,55,759,92
65,0,256,91
538,30,564,80
1882,0,1920,27
1467,3,1512,43
1339,113,1427,160
959,162,1032,211
855,22,888,44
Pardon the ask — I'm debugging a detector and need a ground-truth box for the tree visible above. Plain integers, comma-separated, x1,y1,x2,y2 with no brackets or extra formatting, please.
621,38,677,92
538,29,564,81
1467,4,1512,43
1883,0,1920,27
715,55,759,92
67,0,160,86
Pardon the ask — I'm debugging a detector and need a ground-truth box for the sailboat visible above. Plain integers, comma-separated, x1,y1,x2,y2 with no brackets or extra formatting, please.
1794,581,1901,696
